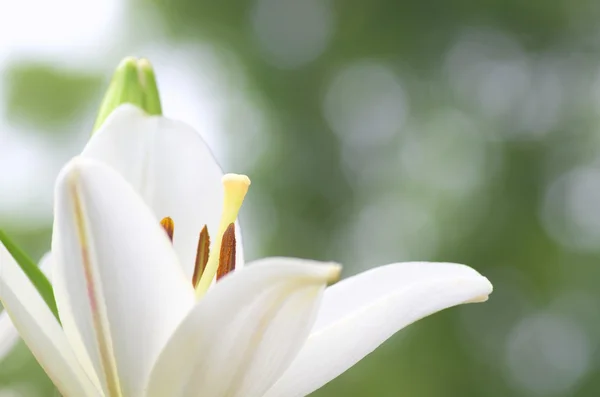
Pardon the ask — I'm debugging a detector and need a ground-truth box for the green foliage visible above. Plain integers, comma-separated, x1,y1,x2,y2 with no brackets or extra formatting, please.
4,63,102,132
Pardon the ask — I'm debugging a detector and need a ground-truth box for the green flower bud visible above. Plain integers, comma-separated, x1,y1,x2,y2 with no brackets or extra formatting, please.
93,57,162,132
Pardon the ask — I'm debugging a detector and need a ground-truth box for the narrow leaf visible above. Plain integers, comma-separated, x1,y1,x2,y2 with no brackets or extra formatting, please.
0,230,59,322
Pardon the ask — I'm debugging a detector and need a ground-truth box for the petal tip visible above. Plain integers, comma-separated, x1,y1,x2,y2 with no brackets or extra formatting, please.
58,156,92,181
325,263,342,284
464,276,493,303
57,157,107,198
58,157,85,188
465,294,489,303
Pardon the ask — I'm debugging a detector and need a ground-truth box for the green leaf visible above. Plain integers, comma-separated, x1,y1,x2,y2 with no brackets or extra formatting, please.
4,63,102,133
0,230,60,322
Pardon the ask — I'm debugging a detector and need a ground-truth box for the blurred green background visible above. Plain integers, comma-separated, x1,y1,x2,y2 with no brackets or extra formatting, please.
1,0,600,395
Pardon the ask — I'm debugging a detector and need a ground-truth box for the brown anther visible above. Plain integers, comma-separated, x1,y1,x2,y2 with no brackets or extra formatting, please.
160,217,175,241
192,225,210,287
217,223,236,280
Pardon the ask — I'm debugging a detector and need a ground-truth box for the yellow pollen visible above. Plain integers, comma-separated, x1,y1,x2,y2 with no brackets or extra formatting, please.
217,223,236,280
192,225,210,288
195,174,250,298
160,217,175,241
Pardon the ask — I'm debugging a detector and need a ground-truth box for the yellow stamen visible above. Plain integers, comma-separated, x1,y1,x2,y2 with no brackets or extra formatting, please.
160,217,175,241
217,223,236,280
192,225,210,288
195,174,250,297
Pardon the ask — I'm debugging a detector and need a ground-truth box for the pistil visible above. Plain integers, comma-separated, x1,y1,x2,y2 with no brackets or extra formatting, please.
195,174,250,298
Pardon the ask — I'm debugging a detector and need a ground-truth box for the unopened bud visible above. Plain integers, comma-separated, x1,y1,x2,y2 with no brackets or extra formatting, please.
92,57,162,132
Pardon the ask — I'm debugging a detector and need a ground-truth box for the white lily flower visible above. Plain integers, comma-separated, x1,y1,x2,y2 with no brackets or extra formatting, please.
1,157,342,396
0,107,492,396
0,103,243,359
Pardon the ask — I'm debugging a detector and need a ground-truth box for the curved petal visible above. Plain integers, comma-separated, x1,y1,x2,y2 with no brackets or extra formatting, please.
147,257,341,397
52,157,195,397
0,241,100,396
264,262,493,397
0,252,54,362
81,104,244,277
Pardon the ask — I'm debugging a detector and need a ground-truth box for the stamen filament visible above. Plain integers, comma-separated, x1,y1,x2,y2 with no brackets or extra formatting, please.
195,174,250,298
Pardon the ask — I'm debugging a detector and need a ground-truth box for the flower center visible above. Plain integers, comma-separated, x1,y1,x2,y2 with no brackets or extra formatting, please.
159,174,250,298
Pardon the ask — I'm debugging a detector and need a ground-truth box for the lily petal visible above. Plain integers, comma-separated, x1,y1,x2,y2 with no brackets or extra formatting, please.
0,311,18,362
147,257,341,397
82,104,244,277
37,251,55,278
52,157,195,397
264,262,493,397
0,251,55,362
0,241,100,396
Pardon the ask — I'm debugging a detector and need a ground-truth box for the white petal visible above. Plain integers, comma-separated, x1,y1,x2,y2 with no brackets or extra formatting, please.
38,251,54,279
52,157,196,397
147,257,341,397
0,241,100,396
0,311,19,362
265,262,493,397
0,252,54,362
82,104,244,277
